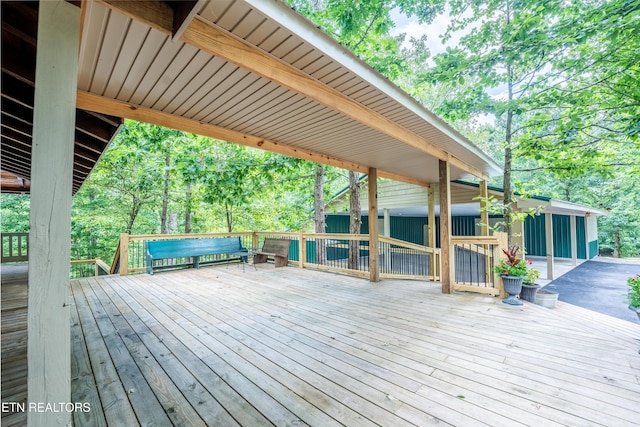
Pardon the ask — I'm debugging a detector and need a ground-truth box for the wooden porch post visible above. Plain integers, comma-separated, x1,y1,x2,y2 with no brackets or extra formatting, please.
439,160,453,293
479,180,490,236
28,1,80,425
545,213,555,280
368,168,379,282
428,185,436,280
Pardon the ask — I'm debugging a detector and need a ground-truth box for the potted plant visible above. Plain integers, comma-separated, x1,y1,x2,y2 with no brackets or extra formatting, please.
520,265,541,303
494,245,528,306
628,274,640,322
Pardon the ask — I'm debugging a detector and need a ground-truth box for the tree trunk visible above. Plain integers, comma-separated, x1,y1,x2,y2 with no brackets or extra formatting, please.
503,60,514,246
348,171,361,269
613,229,620,258
184,183,192,234
314,164,326,265
225,201,233,233
126,196,140,235
161,152,171,234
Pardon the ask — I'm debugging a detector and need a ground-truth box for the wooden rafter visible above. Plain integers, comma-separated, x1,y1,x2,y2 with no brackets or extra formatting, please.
76,91,432,186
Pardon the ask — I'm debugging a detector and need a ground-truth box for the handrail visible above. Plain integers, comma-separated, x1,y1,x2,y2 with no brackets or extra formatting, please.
117,231,441,283
451,232,507,296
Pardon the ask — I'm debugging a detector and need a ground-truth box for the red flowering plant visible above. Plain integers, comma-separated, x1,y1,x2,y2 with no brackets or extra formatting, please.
493,244,529,278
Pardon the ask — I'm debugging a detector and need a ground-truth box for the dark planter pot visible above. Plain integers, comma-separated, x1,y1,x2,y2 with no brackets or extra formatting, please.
629,305,640,322
520,284,541,303
501,276,524,306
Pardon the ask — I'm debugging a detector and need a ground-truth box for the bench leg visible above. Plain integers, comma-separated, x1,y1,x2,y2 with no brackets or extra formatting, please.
274,256,288,267
193,256,200,269
254,254,267,264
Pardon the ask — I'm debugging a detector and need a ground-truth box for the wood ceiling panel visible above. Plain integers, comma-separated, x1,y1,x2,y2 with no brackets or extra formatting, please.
127,37,184,105
244,16,280,47
199,0,235,24
259,105,338,140
174,61,241,117
116,30,169,102
163,56,229,114
214,0,251,30
269,35,303,59
103,20,152,99
236,95,314,135
201,77,274,124
229,10,267,39
78,2,109,91
224,86,294,131
150,49,212,111
89,10,130,95
140,44,200,108
187,68,253,122
288,48,323,71
199,74,263,123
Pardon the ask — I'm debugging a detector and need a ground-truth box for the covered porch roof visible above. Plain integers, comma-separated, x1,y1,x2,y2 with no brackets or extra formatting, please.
2,0,502,195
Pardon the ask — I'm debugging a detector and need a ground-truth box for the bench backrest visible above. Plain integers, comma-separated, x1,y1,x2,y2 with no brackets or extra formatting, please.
261,238,291,256
147,237,244,259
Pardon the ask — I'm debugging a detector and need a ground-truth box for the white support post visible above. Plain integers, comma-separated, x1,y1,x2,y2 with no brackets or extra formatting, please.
545,213,555,280
570,215,578,266
28,1,80,426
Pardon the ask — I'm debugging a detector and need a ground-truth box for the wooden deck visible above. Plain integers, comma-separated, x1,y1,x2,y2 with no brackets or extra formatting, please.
3,264,640,426
1,264,28,427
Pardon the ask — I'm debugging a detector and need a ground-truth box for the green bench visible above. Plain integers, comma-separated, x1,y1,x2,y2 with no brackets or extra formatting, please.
146,237,248,275
253,238,291,267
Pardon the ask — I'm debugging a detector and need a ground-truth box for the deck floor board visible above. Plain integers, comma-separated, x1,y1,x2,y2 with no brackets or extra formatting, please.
69,266,640,426
3,263,640,426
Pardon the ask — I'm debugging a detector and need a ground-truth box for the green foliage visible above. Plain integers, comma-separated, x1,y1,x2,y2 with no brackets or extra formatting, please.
628,275,640,308
494,245,529,277
0,194,30,233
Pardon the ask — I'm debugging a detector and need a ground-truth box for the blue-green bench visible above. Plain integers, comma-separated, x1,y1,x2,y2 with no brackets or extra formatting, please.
146,237,248,274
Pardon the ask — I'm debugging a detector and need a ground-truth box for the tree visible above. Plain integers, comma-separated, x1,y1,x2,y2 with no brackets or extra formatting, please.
348,171,361,269
313,164,327,264
422,0,639,244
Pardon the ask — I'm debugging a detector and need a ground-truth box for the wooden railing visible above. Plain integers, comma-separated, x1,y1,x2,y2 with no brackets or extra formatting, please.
379,236,440,281
70,259,111,279
1,232,28,263
451,233,507,296
113,231,442,282
298,233,371,278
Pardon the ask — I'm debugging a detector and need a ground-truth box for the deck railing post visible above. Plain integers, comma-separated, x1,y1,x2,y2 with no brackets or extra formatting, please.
299,230,306,269
494,232,508,297
252,230,259,251
120,233,130,276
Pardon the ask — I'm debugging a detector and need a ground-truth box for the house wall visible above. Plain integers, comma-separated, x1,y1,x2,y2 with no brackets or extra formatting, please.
326,213,594,259
524,214,588,259
326,215,492,248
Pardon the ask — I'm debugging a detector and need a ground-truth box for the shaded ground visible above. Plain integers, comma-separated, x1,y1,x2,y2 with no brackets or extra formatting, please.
544,259,640,323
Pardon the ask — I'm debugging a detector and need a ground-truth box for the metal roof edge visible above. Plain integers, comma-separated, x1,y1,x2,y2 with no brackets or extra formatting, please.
243,0,502,177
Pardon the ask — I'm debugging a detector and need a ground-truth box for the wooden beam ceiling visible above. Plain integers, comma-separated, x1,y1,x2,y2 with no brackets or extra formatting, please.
96,0,489,181
0,0,122,194
76,91,431,186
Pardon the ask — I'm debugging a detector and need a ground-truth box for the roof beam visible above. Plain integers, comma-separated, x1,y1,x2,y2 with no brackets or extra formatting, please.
96,0,173,35
76,90,430,186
